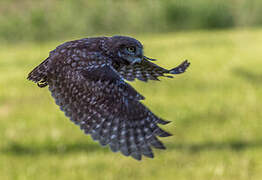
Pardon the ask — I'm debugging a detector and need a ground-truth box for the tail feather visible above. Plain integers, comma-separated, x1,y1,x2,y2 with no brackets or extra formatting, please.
27,58,50,88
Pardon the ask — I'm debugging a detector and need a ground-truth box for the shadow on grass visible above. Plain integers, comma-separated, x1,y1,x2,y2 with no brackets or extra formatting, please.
2,139,262,156
233,68,262,85
1,141,108,156
167,139,262,153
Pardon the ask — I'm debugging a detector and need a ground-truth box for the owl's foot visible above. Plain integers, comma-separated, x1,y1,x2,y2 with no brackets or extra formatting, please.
169,60,190,74
37,79,48,88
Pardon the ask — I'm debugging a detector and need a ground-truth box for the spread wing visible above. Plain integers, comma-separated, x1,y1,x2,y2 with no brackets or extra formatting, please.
42,54,171,160
117,59,190,82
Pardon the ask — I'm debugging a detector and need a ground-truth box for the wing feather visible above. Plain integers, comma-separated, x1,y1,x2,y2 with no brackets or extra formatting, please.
47,60,171,160
117,59,190,82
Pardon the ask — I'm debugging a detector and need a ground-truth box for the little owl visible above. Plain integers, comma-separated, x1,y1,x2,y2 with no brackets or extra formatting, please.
28,36,190,160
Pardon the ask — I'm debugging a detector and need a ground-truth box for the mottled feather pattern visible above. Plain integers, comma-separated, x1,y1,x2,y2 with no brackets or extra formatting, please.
28,36,190,160
27,58,50,87
48,65,171,160
117,59,190,82
169,60,190,74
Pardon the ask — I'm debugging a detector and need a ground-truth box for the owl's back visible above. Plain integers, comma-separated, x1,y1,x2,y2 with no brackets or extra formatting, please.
27,37,109,87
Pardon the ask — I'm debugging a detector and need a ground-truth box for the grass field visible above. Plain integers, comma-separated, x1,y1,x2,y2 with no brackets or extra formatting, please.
1,29,262,180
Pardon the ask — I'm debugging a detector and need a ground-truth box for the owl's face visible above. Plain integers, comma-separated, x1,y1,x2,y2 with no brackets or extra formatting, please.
110,36,144,64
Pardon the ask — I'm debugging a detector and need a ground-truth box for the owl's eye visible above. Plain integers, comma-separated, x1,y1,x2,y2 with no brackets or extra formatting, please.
126,47,136,53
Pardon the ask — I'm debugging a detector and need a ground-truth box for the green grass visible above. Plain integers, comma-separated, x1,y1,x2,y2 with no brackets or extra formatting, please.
1,29,262,180
1,0,262,42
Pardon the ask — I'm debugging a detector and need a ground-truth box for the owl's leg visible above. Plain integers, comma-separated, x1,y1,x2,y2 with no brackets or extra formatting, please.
169,60,190,74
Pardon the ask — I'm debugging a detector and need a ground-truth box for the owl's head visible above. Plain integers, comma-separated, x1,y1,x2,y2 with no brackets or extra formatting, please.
109,36,145,64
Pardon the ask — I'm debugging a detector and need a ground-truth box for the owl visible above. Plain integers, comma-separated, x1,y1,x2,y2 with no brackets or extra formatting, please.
27,36,190,160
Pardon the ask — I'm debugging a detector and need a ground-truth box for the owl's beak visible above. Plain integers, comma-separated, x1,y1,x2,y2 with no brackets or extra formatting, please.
131,57,142,64
131,56,156,64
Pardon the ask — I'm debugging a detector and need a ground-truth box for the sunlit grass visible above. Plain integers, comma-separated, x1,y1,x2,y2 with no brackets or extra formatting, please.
1,29,262,180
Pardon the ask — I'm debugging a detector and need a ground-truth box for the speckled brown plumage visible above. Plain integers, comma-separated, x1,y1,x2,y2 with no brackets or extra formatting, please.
27,36,190,160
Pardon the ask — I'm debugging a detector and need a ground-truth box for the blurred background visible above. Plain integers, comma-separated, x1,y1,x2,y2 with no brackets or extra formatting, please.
1,0,262,42
1,0,262,180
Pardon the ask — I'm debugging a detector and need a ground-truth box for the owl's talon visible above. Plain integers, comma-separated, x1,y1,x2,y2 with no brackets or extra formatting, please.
37,80,48,88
